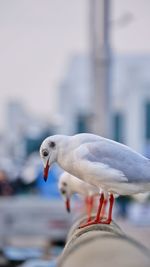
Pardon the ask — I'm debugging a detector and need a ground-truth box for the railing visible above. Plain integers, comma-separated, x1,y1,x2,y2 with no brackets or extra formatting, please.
58,215,150,267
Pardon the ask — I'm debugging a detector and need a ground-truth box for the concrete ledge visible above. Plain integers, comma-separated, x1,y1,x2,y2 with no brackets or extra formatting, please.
58,215,150,267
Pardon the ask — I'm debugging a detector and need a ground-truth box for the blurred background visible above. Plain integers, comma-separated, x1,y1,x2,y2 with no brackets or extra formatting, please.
0,0,150,266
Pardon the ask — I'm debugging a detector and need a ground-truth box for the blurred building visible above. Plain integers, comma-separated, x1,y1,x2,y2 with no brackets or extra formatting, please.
5,101,51,159
112,55,150,156
58,54,92,134
0,101,55,179
58,52,150,158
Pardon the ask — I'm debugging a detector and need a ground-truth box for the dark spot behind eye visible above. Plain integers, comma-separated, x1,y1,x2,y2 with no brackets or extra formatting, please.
49,141,55,148
62,182,67,187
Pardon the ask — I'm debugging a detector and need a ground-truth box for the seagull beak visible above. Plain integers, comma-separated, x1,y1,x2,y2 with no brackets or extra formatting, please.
44,159,50,182
66,197,71,213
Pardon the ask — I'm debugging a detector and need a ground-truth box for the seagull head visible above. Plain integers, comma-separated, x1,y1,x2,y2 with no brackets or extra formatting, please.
40,136,59,182
58,172,73,213
40,135,70,182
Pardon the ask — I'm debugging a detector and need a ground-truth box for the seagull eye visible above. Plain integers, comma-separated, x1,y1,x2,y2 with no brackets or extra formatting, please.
62,182,67,187
42,150,49,157
61,189,66,195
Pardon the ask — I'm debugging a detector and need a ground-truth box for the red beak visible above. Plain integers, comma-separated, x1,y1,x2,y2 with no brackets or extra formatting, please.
44,160,50,182
66,197,71,213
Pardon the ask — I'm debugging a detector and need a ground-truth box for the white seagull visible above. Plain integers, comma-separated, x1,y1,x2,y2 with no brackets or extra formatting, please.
58,171,106,223
40,133,150,226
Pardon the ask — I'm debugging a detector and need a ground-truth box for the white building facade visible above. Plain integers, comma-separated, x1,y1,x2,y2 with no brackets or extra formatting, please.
112,55,150,156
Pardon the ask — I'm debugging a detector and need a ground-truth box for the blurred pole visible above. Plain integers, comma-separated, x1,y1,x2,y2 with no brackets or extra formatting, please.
90,0,111,137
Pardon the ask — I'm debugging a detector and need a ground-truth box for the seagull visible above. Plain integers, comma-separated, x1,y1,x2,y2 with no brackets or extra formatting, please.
58,171,107,223
40,133,150,226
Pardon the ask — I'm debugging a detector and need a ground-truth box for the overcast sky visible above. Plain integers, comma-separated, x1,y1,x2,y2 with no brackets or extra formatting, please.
0,0,150,131
0,0,88,130
111,0,150,53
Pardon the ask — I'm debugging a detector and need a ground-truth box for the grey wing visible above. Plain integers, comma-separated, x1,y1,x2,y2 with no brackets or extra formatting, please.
81,140,150,183
76,144,128,184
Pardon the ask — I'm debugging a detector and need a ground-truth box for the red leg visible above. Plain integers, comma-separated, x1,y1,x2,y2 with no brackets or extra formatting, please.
100,198,108,219
100,194,114,224
79,193,104,228
86,196,94,222
94,193,104,222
